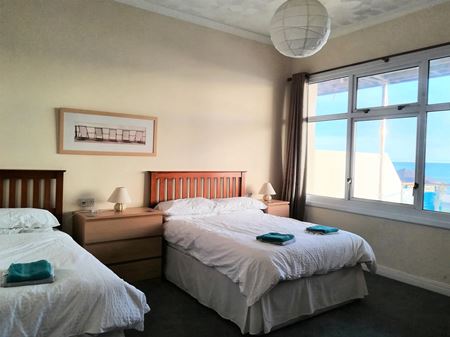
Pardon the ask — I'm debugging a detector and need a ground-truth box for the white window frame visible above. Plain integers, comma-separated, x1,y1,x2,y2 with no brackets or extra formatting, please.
305,44,450,230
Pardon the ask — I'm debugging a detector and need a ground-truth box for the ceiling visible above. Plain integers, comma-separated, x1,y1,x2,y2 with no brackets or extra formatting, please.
115,0,449,44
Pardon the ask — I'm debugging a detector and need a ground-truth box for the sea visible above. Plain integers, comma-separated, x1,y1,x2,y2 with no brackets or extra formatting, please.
393,162,450,212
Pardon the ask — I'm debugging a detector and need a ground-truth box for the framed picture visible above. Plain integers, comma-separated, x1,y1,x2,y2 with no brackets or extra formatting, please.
58,108,157,156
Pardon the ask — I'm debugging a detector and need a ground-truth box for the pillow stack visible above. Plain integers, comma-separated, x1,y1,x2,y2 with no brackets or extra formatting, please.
0,208,60,234
214,197,267,213
155,197,267,217
155,198,216,216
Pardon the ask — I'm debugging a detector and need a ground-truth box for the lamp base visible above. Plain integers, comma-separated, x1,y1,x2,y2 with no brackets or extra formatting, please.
114,203,126,212
263,194,272,202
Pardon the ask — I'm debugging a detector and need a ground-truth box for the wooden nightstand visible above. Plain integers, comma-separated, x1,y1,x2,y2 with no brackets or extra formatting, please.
73,207,163,282
263,200,290,217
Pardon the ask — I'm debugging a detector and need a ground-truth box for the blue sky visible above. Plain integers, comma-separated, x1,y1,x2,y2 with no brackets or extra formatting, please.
313,76,450,164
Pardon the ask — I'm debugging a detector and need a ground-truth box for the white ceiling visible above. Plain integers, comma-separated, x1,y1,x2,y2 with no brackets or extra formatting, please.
115,0,450,44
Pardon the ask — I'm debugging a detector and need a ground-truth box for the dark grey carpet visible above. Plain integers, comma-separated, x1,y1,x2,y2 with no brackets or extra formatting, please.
125,273,450,337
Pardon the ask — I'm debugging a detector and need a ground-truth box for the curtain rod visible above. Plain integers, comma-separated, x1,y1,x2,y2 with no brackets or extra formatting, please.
286,41,450,82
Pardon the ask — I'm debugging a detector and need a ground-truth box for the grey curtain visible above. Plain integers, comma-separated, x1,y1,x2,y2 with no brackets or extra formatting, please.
282,72,309,220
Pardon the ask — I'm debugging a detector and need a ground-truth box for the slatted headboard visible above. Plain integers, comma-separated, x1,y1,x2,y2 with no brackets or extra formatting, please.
148,171,246,207
0,170,65,222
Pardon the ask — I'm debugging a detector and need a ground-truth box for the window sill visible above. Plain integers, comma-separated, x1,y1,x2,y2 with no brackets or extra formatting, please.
306,195,450,230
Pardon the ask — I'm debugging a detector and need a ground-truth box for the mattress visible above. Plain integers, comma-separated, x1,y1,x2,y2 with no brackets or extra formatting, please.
165,243,368,334
0,230,150,337
164,209,376,306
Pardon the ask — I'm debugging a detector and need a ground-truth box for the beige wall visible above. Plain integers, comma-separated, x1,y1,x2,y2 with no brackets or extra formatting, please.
295,3,450,285
0,0,290,232
305,207,450,285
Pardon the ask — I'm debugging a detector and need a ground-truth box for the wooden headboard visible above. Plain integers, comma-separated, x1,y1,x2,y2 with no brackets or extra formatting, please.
148,171,246,207
0,170,65,222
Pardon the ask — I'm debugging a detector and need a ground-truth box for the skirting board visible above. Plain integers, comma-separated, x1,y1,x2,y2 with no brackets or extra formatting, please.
363,264,450,297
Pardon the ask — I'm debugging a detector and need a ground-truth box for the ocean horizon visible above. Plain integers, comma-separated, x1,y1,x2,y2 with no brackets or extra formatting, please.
393,162,450,184
393,162,450,212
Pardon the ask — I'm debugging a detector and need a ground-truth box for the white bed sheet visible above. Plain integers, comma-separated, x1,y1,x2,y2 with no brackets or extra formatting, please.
0,231,150,337
164,209,376,306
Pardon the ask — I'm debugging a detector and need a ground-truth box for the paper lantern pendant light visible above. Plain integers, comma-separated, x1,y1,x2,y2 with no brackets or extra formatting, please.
270,0,331,58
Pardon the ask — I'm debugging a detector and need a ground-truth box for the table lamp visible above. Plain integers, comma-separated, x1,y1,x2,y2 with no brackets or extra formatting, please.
108,187,131,212
259,182,276,202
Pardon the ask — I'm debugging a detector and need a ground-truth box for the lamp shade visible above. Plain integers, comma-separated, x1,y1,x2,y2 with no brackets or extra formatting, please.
107,187,131,204
270,0,331,58
259,183,276,195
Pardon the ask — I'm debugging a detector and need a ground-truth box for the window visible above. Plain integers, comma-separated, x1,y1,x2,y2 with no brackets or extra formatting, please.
425,111,450,213
307,120,347,198
308,77,349,116
356,68,419,109
305,45,450,229
428,57,450,104
353,117,417,204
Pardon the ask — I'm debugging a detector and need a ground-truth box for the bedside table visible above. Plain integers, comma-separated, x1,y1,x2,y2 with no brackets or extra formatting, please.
73,207,163,282
263,200,290,217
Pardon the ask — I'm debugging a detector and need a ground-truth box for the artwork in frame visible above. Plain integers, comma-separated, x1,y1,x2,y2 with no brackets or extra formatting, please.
58,108,157,156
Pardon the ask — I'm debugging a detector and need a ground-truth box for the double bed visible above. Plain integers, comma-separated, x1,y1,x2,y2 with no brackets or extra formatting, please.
149,171,376,335
0,170,149,337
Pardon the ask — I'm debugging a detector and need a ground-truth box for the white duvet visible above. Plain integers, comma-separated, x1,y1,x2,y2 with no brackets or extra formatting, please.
164,209,376,306
0,231,150,337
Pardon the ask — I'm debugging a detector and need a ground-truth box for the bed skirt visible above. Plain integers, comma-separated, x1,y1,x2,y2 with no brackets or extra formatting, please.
165,244,368,335
76,330,125,337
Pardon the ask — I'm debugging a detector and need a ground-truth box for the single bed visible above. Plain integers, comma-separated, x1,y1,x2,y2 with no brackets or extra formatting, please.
148,171,376,335
0,170,150,337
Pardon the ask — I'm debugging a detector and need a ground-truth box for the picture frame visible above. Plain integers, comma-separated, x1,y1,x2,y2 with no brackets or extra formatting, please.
57,108,157,156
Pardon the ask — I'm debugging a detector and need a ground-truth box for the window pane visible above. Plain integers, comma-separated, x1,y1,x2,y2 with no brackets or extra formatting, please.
428,57,450,104
353,117,417,204
356,68,419,109
308,78,348,116
424,111,450,213
307,120,347,198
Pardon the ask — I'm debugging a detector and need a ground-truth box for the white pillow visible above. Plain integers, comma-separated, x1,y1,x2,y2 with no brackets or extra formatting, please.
0,227,54,235
155,198,216,216
214,197,267,213
0,208,60,231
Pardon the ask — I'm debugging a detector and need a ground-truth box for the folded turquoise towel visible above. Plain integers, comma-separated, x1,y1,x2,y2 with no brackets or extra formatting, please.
6,260,53,283
306,225,339,234
2,275,55,288
257,232,295,245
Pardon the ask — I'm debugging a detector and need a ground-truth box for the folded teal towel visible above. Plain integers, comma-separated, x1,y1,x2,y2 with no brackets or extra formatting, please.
6,260,53,283
2,275,55,288
257,232,295,245
306,225,339,234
